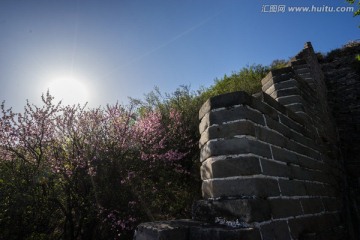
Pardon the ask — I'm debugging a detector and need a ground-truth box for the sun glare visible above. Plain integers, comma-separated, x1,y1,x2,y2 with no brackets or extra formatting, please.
45,75,90,105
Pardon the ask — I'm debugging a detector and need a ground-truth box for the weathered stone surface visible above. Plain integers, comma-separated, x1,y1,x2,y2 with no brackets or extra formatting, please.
199,121,256,147
210,106,265,126
264,79,299,96
322,197,341,212
278,114,307,136
260,159,290,178
276,95,305,106
271,87,301,99
260,221,292,240
261,67,294,86
134,220,202,240
270,198,303,218
279,179,307,196
254,125,288,148
271,146,324,170
288,213,342,240
300,198,324,214
202,178,280,199
192,199,271,223
199,91,252,120
248,95,279,120
200,138,272,162
199,105,265,134
189,225,262,240
200,156,262,179
303,182,327,197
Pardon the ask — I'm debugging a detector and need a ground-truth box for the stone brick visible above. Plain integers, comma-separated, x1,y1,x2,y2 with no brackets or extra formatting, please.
192,198,271,223
200,138,272,162
271,87,301,99
199,91,252,120
303,182,326,197
270,198,303,218
300,198,324,214
260,159,290,178
284,103,305,114
271,146,299,165
265,79,299,96
202,178,280,199
199,112,210,134
199,120,256,146
276,95,305,106
279,114,306,136
254,125,288,148
322,197,341,212
260,221,292,240
284,140,321,161
190,225,262,240
271,146,324,170
249,95,279,120
134,220,202,240
261,67,294,86
260,92,288,115
200,156,262,180
265,115,291,136
208,105,265,126
288,214,340,239
279,179,307,196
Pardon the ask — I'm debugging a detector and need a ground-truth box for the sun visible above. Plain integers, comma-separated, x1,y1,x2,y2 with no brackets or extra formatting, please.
45,75,90,105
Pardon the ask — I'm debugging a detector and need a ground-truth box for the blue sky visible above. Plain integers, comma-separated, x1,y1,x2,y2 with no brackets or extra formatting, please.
0,0,358,111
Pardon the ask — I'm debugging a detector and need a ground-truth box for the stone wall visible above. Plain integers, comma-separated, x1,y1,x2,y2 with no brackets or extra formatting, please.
134,42,359,240
321,41,360,239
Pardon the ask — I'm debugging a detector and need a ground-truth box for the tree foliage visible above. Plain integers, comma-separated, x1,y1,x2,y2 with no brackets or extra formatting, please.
0,93,197,240
347,0,360,16
0,63,273,239
203,64,268,98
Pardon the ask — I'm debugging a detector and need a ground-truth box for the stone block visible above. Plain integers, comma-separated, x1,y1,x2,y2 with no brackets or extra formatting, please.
278,114,306,136
288,214,339,240
255,125,288,148
261,67,294,86
260,159,290,178
322,197,341,212
190,225,262,240
265,115,291,136
271,88,300,99
300,198,324,214
199,105,265,134
200,156,262,180
271,146,299,165
266,79,299,96
249,95,279,120
200,138,272,162
211,106,265,126
199,91,252,120
260,221,292,240
270,198,303,218
134,220,201,240
276,95,305,106
271,146,324,170
202,178,280,199
303,182,326,197
284,103,305,114
199,120,256,146
286,141,321,161
279,179,307,196
192,198,271,223
199,112,210,134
